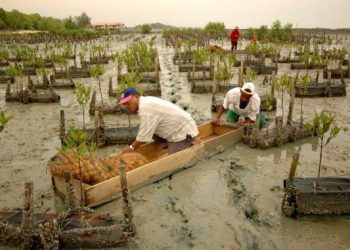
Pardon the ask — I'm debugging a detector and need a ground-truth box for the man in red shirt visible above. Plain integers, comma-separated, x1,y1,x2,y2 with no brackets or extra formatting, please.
230,26,240,51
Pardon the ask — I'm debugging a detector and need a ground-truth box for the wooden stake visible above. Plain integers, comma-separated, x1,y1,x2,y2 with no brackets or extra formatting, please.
64,171,80,210
287,73,297,125
60,110,65,144
21,182,35,249
327,70,332,97
271,71,276,97
238,68,242,87
348,50,350,79
288,152,300,182
108,77,113,96
94,110,101,145
275,116,283,147
119,160,135,236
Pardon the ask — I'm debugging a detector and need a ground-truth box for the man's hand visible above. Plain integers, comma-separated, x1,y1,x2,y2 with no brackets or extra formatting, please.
212,118,221,125
121,145,132,154
237,118,254,127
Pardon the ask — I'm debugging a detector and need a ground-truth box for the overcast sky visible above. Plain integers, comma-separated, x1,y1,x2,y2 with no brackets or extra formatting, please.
1,0,349,29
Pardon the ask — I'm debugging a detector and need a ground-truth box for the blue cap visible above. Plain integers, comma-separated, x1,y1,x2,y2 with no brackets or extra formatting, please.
119,87,137,104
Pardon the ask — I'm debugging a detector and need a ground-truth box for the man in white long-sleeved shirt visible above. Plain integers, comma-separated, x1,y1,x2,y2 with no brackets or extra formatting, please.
119,87,199,154
212,82,266,127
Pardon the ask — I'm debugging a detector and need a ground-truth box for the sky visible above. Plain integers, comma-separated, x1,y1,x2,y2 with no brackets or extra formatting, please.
0,0,350,29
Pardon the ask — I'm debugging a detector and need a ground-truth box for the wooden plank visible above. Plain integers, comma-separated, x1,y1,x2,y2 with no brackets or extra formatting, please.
52,176,90,205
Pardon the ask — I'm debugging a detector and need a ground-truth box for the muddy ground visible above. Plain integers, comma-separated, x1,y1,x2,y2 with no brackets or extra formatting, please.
0,35,350,249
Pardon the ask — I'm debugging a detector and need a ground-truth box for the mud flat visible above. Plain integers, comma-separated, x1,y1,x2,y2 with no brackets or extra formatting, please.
0,35,350,249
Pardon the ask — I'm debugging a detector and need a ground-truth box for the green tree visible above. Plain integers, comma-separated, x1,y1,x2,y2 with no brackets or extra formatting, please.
306,112,340,186
75,12,91,28
140,24,152,34
204,22,226,39
64,16,77,30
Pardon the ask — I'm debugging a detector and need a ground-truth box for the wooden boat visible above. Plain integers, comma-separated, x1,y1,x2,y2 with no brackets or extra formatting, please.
51,122,244,207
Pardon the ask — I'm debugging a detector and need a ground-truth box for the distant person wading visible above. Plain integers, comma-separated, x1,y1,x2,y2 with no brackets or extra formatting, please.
230,26,240,51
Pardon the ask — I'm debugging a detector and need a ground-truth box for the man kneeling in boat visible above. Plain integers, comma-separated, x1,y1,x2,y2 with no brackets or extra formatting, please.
212,82,266,127
119,87,200,154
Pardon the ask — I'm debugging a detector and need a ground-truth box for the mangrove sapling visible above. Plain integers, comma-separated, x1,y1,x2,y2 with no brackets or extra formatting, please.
57,128,97,207
263,92,274,135
36,58,49,86
286,73,298,125
0,109,13,138
0,48,9,64
74,83,92,130
300,48,311,74
56,55,69,78
214,55,234,93
297,74,311,126
6,65,24,93
243,67,257,82
191,48,210,85
306,112,340,186
78,45,88,68
274,73,294,125
89,64,106,107
112,51,123,79
116,72,143,95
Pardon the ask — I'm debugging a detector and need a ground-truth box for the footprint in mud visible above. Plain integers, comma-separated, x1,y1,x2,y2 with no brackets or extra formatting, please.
12,168,24,175
166,196,196,247
170,98,177,104
177,101,189,111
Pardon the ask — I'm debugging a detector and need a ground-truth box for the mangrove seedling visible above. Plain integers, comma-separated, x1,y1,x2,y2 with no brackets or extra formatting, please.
116,72,143,95
243,67,257,82
306,112,340,186
74,82,92,130
191,48,210,84
274,73,294,125
0,109,13,137
6,65,25,93
89,64,106,106
297,74,311,126
58,128,97,207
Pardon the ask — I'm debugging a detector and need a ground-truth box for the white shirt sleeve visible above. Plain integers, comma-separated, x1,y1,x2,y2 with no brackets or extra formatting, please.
136,114,159,142
247,97,260,121
223,91,233,109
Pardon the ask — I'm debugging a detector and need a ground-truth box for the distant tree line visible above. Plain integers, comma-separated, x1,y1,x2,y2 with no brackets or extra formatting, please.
0,8,91,32
245,20,293,43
